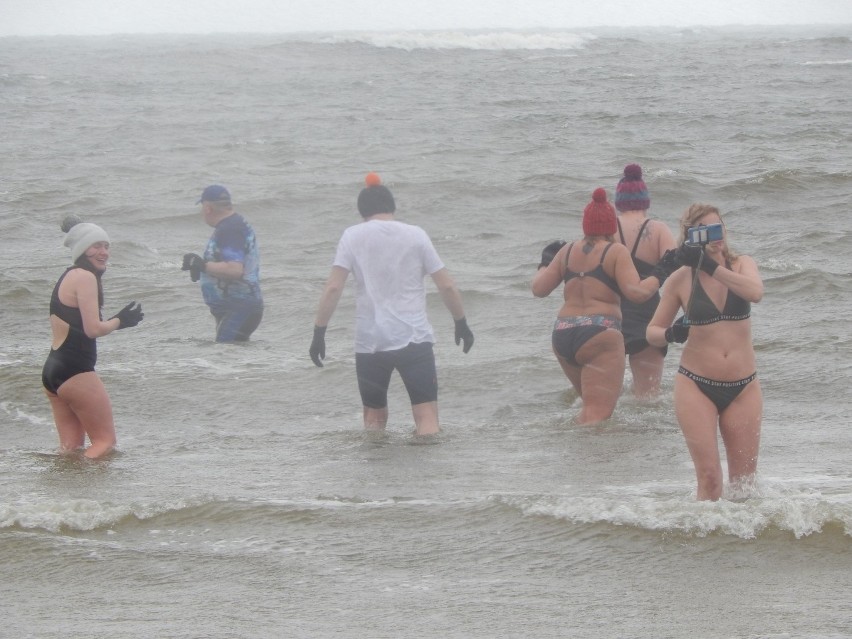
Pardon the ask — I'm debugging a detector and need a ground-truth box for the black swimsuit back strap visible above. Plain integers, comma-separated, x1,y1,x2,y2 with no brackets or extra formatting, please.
616,218,652,258
630,219,652,257
560,242,575,280
563,241,614,271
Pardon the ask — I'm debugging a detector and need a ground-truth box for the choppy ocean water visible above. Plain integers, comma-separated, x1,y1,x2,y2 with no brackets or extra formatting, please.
2,26,852,638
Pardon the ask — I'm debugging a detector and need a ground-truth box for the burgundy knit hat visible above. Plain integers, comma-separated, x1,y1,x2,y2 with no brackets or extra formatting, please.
615,163,650,212
583,188,617,236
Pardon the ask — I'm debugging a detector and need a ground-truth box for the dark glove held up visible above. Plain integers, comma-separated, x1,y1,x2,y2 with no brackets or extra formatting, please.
111,301,144,329
651,248,680,285
700,256,719,276
182,253,207,282
454,317,474,354
538,240,566,269
664,316,689,343
675,242,703,268
676,242,719,276
309,325,327,367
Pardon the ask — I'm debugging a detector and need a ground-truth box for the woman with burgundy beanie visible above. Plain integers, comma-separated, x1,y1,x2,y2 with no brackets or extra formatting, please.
532,188,677,425
614,164,677,398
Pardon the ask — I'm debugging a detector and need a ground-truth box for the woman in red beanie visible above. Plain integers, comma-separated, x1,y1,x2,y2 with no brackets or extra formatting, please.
532,188,677,425
647,204,763,500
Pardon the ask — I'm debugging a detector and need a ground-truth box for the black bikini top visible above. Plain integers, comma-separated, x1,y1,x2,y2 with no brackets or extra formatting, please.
617,218,655,278
49,268,86,328
686,266,751,325
562,242,621,295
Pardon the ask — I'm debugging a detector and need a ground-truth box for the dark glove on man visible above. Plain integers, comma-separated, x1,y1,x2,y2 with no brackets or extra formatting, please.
651,248,680,285
111,301,144,329
538,240,566,269
454,317,474,353
182,253,207,282
309,325,327,367
675,242,718,276
664,316,689,343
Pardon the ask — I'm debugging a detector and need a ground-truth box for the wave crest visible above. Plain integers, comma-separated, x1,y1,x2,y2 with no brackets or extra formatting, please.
318,30,594,51
7,486,851,541
0,496,212,533
496,483,852,540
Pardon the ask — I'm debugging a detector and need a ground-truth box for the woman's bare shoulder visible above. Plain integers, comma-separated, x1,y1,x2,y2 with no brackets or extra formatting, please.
730,253,759,271
650,218,676,238
60,267,96,289
607,241,631,259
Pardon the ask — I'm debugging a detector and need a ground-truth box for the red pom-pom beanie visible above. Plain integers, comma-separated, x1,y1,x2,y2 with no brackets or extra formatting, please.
583,188,617,236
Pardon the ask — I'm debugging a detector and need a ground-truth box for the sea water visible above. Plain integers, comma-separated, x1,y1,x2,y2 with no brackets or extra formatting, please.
1,27,851,638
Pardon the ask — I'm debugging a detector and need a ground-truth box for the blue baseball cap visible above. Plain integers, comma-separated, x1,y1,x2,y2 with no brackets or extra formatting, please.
197,184,231,204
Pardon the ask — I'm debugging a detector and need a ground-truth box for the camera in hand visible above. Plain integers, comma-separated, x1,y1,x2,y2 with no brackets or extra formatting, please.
686,223,723,245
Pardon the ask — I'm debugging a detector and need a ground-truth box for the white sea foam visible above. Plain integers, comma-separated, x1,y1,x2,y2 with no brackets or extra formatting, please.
505,480,852,540
0,496,212,533
0,401,51,428
801,59,852,65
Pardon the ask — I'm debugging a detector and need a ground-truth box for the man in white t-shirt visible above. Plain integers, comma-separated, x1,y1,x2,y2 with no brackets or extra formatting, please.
310,173,474,436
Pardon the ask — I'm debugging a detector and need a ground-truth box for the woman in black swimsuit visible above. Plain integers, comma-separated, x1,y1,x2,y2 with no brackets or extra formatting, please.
42,217,143,458
614,164,678,399
647,204,764,501
532,188,677,425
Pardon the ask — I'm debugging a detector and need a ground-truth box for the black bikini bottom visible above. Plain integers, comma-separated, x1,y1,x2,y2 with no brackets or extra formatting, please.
678,366,756,413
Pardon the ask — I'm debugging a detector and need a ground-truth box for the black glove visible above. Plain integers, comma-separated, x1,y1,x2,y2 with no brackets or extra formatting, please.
700,255,719,276
675,242,703,268
538,240,566,269
110,301,144,329
182,253,207,282
454,317,474,353
675,242,718,275
651,248,680,285
309,325,327,367
664,316,689,343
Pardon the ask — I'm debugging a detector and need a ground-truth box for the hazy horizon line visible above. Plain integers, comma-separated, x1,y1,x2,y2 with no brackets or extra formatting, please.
3,22,851,39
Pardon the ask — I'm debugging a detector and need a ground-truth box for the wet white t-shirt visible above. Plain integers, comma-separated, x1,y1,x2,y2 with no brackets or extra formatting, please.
333,219,445,353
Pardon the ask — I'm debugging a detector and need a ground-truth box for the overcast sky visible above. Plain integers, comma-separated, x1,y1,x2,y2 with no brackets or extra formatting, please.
4,0,852,36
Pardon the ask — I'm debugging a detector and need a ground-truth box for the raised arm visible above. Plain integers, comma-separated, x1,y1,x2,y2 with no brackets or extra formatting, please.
531,242,568,298
711,254,763,303
612,244,662,304
676,244,763,303
72,270,121,338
